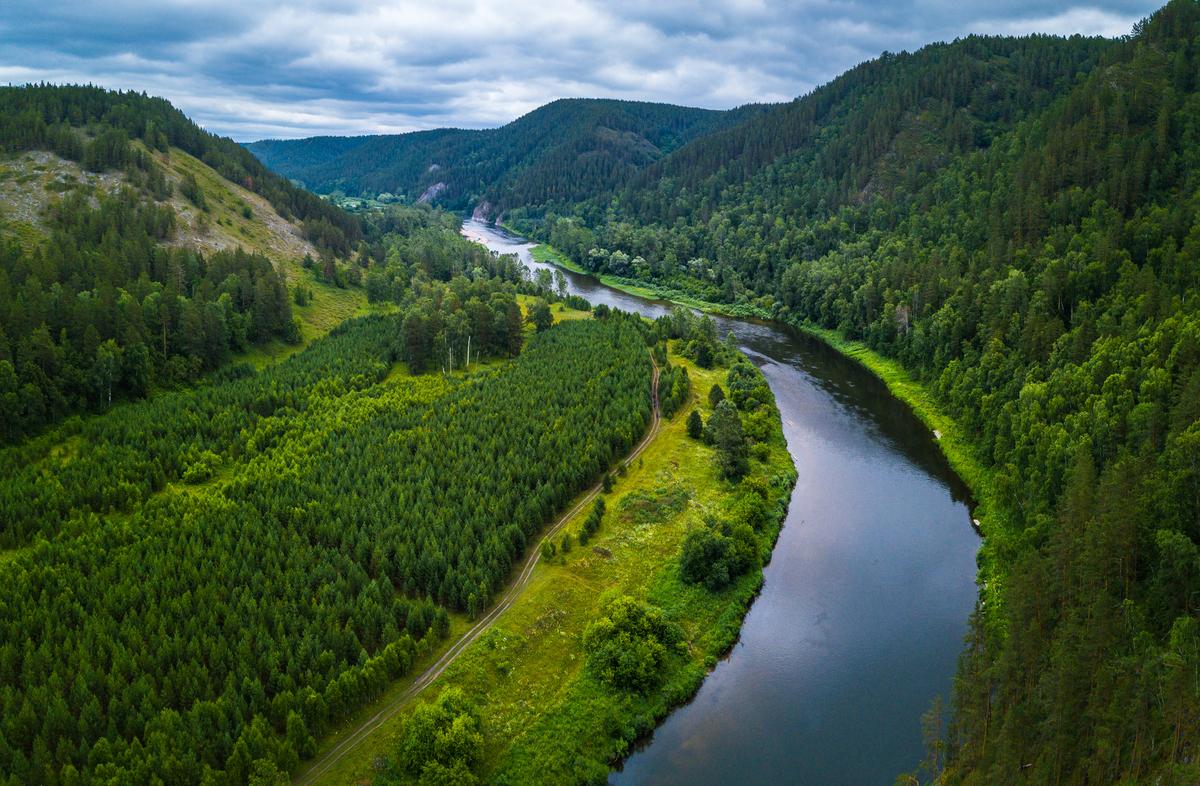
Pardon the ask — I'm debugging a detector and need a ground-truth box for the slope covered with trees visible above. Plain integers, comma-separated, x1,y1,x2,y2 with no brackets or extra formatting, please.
496,4,1200,782
0,85,361,254
246,98,762,214
0,85,375,441
510,33,1114,301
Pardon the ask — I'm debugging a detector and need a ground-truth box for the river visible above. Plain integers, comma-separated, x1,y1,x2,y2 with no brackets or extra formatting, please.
461,219,981,785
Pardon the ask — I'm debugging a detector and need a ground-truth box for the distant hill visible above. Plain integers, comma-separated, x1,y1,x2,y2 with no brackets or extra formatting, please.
246,98,764,214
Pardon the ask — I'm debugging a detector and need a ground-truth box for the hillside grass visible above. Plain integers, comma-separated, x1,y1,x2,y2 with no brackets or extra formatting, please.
154,146,320,270
308,346,797,785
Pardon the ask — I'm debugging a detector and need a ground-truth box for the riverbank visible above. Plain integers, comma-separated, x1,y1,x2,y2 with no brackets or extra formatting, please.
527,241,773,320
520,238,1003,616
309,346,796,784
524,239,994,524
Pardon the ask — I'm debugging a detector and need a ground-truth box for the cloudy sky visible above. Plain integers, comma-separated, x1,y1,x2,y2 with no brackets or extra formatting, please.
0,1,1162,141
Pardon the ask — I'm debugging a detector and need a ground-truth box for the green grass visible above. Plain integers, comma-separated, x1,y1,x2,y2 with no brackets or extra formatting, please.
529,242,588,275
308,346,797,785
236,281,378,370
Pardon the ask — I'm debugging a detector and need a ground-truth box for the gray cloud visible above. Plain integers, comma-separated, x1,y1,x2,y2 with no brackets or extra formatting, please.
0,0,1163,141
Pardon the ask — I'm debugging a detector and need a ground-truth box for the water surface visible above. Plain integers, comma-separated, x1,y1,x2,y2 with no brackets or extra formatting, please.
462,220,980,785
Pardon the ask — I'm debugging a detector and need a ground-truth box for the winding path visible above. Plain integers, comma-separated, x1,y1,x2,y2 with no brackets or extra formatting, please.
294,355,661,785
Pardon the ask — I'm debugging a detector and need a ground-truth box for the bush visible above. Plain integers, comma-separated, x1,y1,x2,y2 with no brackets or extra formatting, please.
182,449,221,484
726,359,771,411
393,688,483,784
583,596,682,692
180,172,206,210
687,409,704,439
579,498,605,545
679,518,758,590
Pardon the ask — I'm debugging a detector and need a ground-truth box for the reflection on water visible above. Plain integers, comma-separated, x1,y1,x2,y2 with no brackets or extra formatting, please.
462,220,980,785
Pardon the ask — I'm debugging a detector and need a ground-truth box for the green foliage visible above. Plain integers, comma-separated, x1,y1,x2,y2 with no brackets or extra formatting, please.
579,497,606,546
679,517,758,590
528,298,553,332
387,688,483,786
179,171,206,209
708,399,749,480
651,307,732,368
686,409,704,439
582,596,682,693
658,362,690,417
181,449,221,484
398,277,525,373
707,383,725,408
725,360,770,411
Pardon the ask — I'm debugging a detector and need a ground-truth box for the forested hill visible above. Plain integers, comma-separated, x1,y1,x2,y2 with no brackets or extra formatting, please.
0,85,372,442
2,85,361,253
245,98,763,214
513,32,1116,290
506,3,1200,783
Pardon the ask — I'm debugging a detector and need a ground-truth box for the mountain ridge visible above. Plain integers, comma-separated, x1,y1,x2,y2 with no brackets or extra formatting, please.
245,97,766,214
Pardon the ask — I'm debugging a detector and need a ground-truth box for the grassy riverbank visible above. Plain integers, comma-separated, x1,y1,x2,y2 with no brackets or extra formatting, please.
311,346,796,785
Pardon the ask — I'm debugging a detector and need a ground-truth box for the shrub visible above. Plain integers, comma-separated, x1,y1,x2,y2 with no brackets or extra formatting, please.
393,688,483,784
679,518,758,590
583,596,682,692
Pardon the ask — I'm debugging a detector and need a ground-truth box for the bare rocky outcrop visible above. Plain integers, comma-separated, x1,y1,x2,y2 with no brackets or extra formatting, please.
471,201,494,222
417,181,447,203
